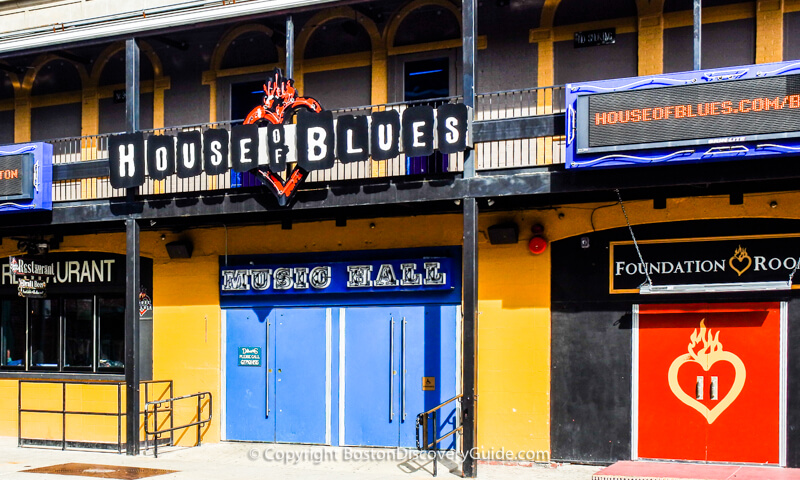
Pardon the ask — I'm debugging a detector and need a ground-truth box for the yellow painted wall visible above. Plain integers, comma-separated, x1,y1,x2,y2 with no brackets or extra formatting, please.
2,192,800,453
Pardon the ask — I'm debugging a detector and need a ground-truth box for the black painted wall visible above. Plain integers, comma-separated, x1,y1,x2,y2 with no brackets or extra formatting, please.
785,12,800,61
663,19,755,73
551,219,800,466
31,103,81,141
554,33,638,85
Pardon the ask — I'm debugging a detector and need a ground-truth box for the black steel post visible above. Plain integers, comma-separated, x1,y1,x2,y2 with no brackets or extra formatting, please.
462,0,476,177
693,0,702,70
286,16,295,79
461,197,478,477
125,218,141,455
125,38,140,204
461,0,478,477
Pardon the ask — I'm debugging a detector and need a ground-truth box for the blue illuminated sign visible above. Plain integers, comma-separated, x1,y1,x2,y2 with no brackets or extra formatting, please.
219,247,460,306
0,142,52,213
566,60,800,169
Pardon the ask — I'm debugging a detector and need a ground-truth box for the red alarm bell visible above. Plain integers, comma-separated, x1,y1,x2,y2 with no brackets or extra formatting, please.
528,224,547,254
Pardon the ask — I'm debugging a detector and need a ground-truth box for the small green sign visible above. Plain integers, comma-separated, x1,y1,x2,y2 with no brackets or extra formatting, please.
238,347,261,366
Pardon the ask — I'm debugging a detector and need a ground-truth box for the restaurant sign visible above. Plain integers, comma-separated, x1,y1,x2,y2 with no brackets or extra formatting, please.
9,256,54,297
610,234,800,293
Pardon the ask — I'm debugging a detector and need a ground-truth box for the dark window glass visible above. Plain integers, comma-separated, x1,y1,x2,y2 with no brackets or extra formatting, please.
404,58,450,175
63,297,93,370
230,80,264,188
98,297,125,371
29,299,60,369
0,298,26,368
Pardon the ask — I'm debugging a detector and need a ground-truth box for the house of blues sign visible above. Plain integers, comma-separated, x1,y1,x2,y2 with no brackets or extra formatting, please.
109,69,472,205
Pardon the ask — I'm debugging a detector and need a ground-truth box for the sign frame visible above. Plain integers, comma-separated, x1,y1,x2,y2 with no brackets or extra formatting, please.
566,60,800,169
609,232,800,294
0,142,52,213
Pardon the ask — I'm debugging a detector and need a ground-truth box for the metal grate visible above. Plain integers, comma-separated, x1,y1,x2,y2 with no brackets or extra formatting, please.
21,463,175,479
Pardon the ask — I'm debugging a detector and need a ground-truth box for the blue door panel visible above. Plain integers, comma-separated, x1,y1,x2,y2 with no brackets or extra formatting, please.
225,308,275,442
275,308,328,444
343,307,398,446
344,305,457,448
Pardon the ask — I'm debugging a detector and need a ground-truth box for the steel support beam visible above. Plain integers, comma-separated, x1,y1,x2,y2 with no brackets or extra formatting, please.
125,38,140,133
124,37,141,456
124,218,141,455
461,0,478,477
461,196,479,478
286,16,294,79
693,0,702,70
125,38,140,205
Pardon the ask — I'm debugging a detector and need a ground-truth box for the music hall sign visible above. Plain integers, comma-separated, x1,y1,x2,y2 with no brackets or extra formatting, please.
610,234,800,293
109,69,472,205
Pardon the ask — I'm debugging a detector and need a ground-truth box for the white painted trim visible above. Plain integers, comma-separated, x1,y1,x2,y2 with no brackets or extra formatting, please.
631,304,639,461
780,301,788,467
220,309,227,441
338,308,346,447
325,308,332,446
0,0,343,55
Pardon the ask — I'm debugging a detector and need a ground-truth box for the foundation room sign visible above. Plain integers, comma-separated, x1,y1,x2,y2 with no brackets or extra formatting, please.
610,234,800,293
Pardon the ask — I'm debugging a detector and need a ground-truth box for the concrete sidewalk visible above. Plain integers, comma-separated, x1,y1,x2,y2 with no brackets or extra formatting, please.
0,437,601,479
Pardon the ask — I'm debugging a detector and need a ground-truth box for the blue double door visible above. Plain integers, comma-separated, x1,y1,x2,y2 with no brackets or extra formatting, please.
226,307,329,444
225,305,457,448
342,306,458,448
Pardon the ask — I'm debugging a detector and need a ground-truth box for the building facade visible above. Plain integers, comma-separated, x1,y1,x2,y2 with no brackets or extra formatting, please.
0,0,798,475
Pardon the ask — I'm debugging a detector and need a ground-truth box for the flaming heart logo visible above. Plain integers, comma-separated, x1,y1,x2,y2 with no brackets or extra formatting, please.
667,319,746,424
729,245,752,276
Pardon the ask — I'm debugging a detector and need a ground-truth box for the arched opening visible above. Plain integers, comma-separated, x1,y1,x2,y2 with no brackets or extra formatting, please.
393,4,460,47
302,16,373,110
388,1,462,174
30,59,84,141
96,49,156,133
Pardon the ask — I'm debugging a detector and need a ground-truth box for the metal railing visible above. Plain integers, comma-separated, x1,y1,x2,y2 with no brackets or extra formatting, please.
45,85,566,202
144,391,212,458
17,379,173,453
416,394,463,477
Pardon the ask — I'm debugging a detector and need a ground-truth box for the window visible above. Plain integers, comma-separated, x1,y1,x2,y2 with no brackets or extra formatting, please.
0,295,125,374
404,57,451,175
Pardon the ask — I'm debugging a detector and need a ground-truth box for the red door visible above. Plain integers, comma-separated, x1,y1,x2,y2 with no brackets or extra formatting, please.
637,302,781,464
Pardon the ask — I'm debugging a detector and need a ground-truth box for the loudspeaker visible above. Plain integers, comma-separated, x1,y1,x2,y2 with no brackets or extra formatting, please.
487,223,519,245
166,240,193,259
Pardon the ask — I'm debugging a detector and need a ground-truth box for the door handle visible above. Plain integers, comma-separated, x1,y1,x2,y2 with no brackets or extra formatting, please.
695,376,703,400
266,321,270,418
710,376,718,401
390,317,395,422
402,317,407,421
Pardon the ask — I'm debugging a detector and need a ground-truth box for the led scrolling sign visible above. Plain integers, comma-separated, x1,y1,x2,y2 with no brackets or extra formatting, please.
109,69,472,205
566,60,800,169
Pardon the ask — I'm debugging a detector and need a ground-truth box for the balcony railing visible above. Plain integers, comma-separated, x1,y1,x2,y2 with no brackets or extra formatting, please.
48,85,566,203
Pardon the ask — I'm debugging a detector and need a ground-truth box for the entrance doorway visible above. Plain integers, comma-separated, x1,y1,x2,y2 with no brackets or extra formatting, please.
341,305,458,448
225,307,329,444
634,302,785,464
224,304,459,448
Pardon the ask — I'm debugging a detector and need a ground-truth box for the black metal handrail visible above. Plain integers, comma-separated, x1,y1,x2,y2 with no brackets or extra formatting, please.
17,379,172,453
144,391,212,458
416,393,463,477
